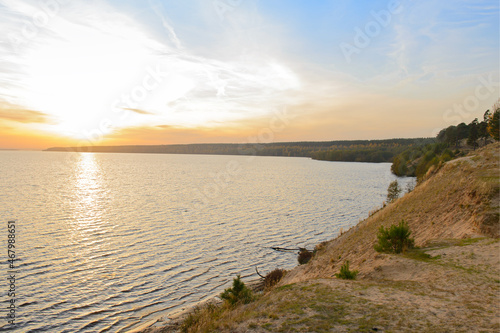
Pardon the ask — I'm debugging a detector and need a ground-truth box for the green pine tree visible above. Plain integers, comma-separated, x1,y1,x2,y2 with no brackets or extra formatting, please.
387,180,401,203
487,109,499,141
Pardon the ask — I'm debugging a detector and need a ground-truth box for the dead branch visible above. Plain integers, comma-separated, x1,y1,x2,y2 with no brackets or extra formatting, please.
255,266,265,279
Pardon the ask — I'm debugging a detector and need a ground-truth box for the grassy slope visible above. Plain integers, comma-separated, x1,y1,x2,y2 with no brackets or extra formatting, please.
153,143,500,333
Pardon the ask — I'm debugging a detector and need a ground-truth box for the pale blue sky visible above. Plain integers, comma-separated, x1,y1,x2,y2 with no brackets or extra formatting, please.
0,0,498,148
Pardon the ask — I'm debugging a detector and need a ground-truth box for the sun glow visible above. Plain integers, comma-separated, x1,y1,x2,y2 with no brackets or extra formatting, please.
18,12,166,139
0,1,307,146
0,0,306,145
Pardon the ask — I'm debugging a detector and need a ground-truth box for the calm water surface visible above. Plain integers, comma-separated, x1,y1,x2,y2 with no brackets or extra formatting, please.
0,151,411,332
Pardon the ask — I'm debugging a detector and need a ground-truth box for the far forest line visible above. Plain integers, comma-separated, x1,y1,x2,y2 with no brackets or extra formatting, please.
45,138,433,163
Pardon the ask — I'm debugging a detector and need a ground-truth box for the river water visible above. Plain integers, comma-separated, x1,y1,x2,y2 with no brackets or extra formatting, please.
0,151,411,332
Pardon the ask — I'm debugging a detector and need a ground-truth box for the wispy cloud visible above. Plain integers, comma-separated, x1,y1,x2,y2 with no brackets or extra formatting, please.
148,0,183,49
389,0,499,79
123,108,155,115
0,108,49,124
0,101,51,123
0,0,302,140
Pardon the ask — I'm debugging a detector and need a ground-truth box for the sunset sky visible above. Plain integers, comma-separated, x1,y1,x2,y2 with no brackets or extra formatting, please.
1,0,498,149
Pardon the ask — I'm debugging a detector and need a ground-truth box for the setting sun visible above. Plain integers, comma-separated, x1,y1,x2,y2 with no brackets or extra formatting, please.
16,9,164,139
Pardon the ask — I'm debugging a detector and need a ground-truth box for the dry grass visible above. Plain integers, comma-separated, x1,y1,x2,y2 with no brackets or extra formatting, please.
174,238,499,332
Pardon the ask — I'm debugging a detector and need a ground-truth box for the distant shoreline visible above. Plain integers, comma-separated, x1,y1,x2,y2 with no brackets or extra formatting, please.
44,138,433,164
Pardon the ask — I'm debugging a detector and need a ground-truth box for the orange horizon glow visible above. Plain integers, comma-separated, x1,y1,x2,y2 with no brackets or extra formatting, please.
1,94,497,150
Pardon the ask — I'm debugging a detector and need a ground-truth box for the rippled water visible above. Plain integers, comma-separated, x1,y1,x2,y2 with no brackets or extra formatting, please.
0,151,411,332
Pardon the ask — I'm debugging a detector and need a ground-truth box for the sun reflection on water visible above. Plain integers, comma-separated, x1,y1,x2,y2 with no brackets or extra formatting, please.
68,153,110,248
74,153,103,216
